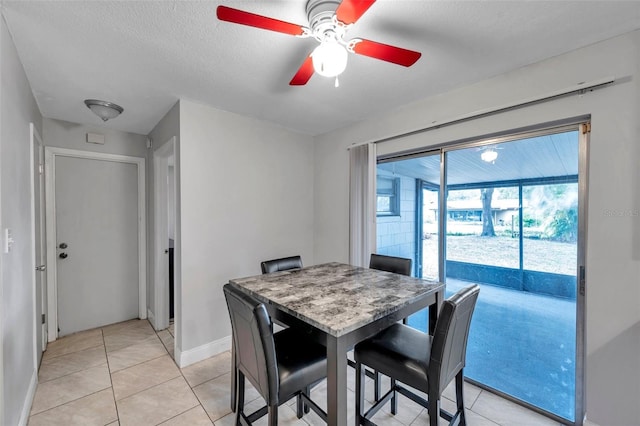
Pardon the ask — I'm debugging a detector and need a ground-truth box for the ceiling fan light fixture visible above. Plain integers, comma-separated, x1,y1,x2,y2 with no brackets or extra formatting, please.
84,99,124,122
481,148,499,163
312,41,348,77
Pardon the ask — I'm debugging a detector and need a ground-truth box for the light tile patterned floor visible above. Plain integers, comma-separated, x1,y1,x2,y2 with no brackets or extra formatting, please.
29,319,561,425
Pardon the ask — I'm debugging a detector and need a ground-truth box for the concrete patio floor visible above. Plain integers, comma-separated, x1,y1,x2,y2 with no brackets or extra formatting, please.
407,278,577,422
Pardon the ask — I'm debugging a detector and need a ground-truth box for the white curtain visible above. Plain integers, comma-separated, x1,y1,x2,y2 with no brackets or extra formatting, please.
349,143,376,267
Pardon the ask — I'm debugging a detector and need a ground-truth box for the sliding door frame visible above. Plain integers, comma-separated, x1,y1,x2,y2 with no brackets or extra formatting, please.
377,119,588,425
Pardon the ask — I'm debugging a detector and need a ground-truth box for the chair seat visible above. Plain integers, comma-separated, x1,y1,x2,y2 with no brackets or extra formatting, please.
275,328,326,400
354,323,432,393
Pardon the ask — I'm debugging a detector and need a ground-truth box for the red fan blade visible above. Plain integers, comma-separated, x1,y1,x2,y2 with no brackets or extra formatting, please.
290,55,314,85
352,39,421,67
335,0,376,25
217,5,305,36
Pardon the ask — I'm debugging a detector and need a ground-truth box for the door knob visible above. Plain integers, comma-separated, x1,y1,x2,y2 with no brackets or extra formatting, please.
59,253,68,259
35,265,46,271
59,243,68,249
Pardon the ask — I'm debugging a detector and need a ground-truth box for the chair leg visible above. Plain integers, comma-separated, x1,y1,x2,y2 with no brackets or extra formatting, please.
296,393,304,419
236,371,245,425
374,370,381,401
231,342,237,412
304,386,311,414
456,370,466,426
390,378,397,415
267,404,278,426
355,362,365,425
427,387,440,426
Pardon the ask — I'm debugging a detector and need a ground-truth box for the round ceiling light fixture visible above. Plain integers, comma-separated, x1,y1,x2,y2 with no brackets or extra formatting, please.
480,148,499,163
84,99,124,122
311,40,348,78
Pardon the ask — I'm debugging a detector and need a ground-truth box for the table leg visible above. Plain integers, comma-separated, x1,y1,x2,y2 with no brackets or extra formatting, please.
429,289,444,335
326,335,348,426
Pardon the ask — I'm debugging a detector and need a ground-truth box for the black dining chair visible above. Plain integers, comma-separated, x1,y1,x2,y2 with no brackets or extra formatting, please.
362,253,414,400
223,284,327,425
369,253,412,276
369,254,412,325
354,284,480,426
261,255,303,274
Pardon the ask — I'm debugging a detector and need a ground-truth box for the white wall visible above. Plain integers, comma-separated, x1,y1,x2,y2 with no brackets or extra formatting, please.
43,118,147,157
0,15,43,426
177,99,314,365
314,30,640,425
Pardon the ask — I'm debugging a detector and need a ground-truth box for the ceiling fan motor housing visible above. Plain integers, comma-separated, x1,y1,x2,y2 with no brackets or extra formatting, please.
306,0,343,42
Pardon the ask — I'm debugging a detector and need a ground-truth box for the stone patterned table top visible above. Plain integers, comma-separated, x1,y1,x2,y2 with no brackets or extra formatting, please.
229,262,444,337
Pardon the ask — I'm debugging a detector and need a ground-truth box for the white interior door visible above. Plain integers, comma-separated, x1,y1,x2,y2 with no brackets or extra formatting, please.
54,155,140,336
31,124,47,359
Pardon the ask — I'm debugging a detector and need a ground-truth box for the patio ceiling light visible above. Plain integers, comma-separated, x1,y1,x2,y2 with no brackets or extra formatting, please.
481,148,498,163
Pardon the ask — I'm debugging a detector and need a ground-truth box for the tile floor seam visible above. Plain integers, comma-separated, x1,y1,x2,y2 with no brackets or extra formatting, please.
102,329,122,424
112,370,182,402
173,351,217,425
108,351,168,374
41,343,105,361
153,405,202,426
467,407,500,426
404,406,424,426
468,387,482,409
115,373,193,406
214,392,264,423
110,351,176,378
178,384,215,424
29,385,113,419
37,359,109,384
185,368,230,389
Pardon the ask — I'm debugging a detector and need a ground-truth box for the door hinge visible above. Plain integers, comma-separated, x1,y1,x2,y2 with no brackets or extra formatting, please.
582,123,591,134
579,266,586,296
38,164,44,175
41,314,46,324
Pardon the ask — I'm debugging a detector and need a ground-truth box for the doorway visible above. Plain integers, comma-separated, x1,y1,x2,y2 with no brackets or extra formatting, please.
375,124,586,424
45,147,146,339
153,137,177,335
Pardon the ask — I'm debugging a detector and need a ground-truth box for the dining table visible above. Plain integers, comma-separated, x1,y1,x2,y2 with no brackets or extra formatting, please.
228,262,445,426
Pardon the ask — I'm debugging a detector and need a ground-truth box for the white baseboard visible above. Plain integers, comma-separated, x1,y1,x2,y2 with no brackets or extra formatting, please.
176,335,232,368
18,368,38,426
147,309,156,329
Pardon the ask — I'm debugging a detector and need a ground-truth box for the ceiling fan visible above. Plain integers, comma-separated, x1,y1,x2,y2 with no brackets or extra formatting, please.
216,0,421,87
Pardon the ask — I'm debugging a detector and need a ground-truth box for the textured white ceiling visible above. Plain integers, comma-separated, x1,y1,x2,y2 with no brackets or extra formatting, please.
3,1,640,136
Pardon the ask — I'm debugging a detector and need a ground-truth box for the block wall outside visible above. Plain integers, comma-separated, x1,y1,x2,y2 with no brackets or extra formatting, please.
376,174,416,270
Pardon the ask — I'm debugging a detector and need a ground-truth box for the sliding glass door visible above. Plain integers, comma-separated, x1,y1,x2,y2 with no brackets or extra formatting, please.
375,125,585,424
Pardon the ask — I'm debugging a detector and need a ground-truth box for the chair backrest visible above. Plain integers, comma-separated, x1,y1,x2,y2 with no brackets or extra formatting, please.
223,284,279,405
428,284,480,393
369,254,412,276
261,255,303,274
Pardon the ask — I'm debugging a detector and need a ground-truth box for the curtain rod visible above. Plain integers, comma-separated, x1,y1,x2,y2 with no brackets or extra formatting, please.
347,76,615,150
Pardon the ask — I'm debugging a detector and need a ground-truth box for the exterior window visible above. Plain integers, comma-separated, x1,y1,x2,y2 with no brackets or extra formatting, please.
377,176,400,216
